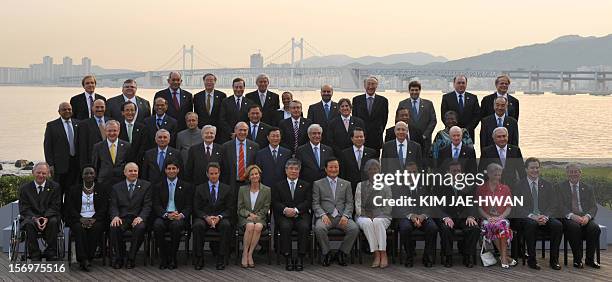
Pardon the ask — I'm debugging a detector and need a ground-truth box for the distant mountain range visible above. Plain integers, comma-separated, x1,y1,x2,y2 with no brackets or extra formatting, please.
300,52,448,67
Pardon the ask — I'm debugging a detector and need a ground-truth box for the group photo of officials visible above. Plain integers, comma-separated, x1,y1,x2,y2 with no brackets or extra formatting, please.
18,71,601,273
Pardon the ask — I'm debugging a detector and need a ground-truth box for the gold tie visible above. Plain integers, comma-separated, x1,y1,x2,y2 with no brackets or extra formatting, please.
110,143,116,164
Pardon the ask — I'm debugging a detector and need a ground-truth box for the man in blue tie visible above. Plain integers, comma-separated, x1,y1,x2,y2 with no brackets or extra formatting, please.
152,160,194,270
44,102,80,195
479,96,519,149
142,129,181,185
144,97,179,149
307,84,339,135
295,124,334,183
437,126,477,174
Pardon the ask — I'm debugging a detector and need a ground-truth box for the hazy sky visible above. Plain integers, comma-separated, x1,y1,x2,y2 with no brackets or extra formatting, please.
2,1,611,70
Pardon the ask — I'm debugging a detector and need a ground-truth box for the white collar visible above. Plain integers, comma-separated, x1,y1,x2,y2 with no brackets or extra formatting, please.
258,90,267,96
310,142,320,149
287,178,297,184
353,145,363,152
452,142,462,150
269,144,279,151
396,139,408,147
107,139,118,147
496,144,507,151
158,146,167,153
35,181,46,188
169,87,180,94
167,177,178,186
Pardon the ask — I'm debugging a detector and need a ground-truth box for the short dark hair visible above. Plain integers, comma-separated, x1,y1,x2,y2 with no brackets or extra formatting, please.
123,79,137,85
203,73,217,81
248,104,262,112
325,157,339,168
121,101,136,112
232,77,245,87
396,106,410,116
453,75,468,83
408,81,421,90
338,98,351,108
81,75,96,86
524,157,540,168
164,160,181,170
207,162,221,172
267,127,281,136
350,127,365,138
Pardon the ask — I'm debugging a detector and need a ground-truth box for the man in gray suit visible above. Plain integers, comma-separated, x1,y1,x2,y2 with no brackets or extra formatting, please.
397,81,437,161
312,158,358,267
221,122,260,195
91,120,131,186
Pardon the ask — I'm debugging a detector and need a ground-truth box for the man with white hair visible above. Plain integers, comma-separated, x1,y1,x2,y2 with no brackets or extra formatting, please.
478,126,525,185
246,73,280,126
295,124,335,184
437,126,477,174
381,121,423,173
141,129,181,184
154,71,194,131
91,119,131,185
184,125,224,186
479,96,519,149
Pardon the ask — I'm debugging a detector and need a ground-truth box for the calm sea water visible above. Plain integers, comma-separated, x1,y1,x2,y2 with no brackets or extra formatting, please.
1,86,611,161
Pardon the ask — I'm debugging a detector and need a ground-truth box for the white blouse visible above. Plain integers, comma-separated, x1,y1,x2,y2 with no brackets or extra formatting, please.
250,191,259,210
80,191,95,218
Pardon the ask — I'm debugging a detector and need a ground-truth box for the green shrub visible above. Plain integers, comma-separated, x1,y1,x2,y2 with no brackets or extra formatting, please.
541,168,612,209
0,175,34,206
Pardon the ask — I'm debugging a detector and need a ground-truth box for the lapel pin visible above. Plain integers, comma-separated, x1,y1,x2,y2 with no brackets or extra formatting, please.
178,186,182,190
409,151,412,154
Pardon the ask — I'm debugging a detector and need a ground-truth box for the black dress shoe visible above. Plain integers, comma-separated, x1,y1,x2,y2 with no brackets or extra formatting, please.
285,256,294,271
45,255,59,261
159,263,167,270
215,262,225,270
79,262,90,272
573,261,584,269
404,257,414,267
586,261,601,269
295,257,304,271
337,252,347,266
444,256,452,267
550,261,561,270
321,254,331,267
424,261,433,268
194,258,203,270
528,262,541,270
112,261,123,269
86,260,92,267
126,259,135,269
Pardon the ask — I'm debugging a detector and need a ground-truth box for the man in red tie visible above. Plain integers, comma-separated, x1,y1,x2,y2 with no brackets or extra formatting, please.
220,122,260,196
154,71,193,131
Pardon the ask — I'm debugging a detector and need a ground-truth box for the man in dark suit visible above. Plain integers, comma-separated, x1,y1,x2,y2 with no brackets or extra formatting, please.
143,97,179,149
153,72,193,131
480,96,519,149
246,104,272,148
478,127,526,186
109,162,152,269
106,79,151,123
397,81,437,159
325,98,365,156
307,84,339,139
279,100,312,154
192,162,234,270
141,129,181,185
440,75,481,140
511,158,562,270
91,120,131,186
437,126,477,174
193,73,227,137
255,127,292,187
218,77,254,142
275,91,293,125
295,124,335,184
77,99,109,169
118,101,148,165
245,73,280,126
220,122,259,194
44,102,79,195
184,125,223,186
339,127,376,194
352,76,388,157
18,163,62,261
70,75,106,120
481,75,519,121
558,163,601,269
272,158,312,271
381,122,423,173
152,160,194,269
384,107,423,145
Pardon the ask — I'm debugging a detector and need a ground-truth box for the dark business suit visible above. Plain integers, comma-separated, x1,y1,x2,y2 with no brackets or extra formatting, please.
220,139,259,194
398,98,437,158
384,125,424,144
246,90,280,126
481,93,519,121
478,144,525,186
440,91,481,140
295,143,334,184
77,116,108,169
381,139,423,173
143,114,178,149
325,115,365,156
279,117,312,154
141,147,181,185
109,179,152,262
437,143,478,174
272,179,312,256
44,117,80,194
192,182,234,258
70,92,106,120
339,146,376,194
479,114,519,149
65,184,108,263
118,121,148,165
152,178,194,264
396,185,438,264
247,122,272,149
352,94,388,156
217,95,254,142
193,90,227,139
557,181,600,264
511,177,562,265
154,88,194,131
18,181,62,259
106,94,151,123
255,145,292,187
184,142,223,186
307,101,339,139
91,139,131,186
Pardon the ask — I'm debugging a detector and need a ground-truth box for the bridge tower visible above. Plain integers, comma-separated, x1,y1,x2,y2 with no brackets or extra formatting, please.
291,38,304,87
182,45,194,86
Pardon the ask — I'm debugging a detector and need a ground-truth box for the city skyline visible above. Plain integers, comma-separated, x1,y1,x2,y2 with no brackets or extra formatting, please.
1,1,611,70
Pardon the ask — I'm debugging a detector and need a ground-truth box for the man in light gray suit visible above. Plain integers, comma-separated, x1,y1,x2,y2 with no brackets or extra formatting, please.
397,81,437,161
312,157,358,267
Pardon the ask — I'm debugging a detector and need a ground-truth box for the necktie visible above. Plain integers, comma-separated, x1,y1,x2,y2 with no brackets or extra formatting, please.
206,94,212,115
531,181,539,214
367,96,373,115
88,95,95,117
330,180,339,217
324,103,330,119
206,146,211,159
167,182,176,212
172,91,180,111
157,118,163,128
236,97,241,111
37,185,43,194
251,124,257,140
343,118,350,132
260,93,266,107
98,118,106,138
293,120,299,151
66,120,75,156
313,146,320,167
272,149,277,162
453,147,459,160
458,94,464,112
238,142,246,180
290,181,295,199
412,100,418,120
158,150,165,170
127,123,133,143
398,143,405,168
497,117,503,128
499,148,506,167
210,184,216,203
571,184,581,213
128,183,135,199
356,149,362,170
110,143,116,164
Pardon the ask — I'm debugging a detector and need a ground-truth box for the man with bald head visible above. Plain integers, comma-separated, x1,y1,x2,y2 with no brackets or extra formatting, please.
144,97,178,149
381,121,423,173
78,98,110,168
307,84,339,136
246,74,280,126
142,129,181,185
106,79,151,123
437,126,477,174
44,102,80,194
478,127,525,186
480,96,519,149
221,122,259,194
440,75,481,141
91,120,131,186
154,71,193,131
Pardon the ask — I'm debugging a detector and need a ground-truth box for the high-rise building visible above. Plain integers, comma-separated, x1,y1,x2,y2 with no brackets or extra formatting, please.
250,52,263,69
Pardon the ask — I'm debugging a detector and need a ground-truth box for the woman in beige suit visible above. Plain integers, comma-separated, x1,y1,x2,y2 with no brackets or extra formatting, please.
237,165,271,268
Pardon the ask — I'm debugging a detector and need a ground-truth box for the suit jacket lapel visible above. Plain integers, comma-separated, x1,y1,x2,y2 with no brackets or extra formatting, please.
160,181,169,207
